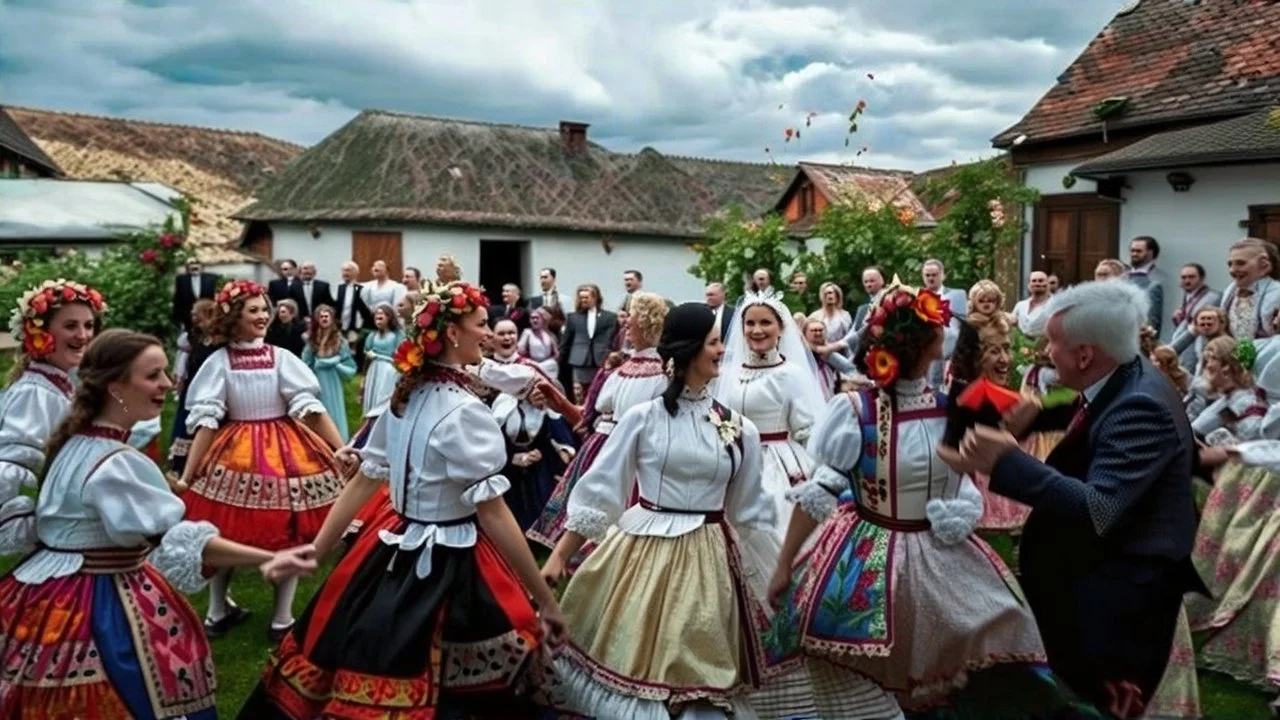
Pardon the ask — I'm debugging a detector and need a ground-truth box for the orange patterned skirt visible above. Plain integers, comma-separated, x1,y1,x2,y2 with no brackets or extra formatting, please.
184,416,344,551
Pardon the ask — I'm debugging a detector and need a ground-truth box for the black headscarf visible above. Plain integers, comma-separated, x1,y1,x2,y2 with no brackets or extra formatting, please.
657,302,717,415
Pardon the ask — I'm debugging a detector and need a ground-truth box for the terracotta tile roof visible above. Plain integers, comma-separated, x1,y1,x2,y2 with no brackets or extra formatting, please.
793,161,936,227
236,110,787,238
5,105,303,264
0,107,61,176
1073,105,1280,176
993,0,1280,148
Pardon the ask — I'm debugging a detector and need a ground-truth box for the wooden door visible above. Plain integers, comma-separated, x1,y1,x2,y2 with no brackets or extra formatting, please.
1249,205,1280,244
1033,194,1120,285
351,231,403,281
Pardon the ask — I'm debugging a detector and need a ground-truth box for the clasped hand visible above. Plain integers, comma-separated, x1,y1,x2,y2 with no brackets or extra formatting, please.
260,544,319,583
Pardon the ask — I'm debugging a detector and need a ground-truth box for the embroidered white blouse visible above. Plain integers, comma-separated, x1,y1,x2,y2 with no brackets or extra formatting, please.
1192,386,1267,443
1,430,218,593
716,349,818,442
358,367,513,579
0,362,73,496
564,388,773,541
185,339,325,432
589,347,667,434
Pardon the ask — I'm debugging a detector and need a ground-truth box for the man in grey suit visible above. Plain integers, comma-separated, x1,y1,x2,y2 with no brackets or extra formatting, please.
1124,236,1169,338
1168,263,1221,372
939,281,1205,717
921,259,966,388
558,285,617,395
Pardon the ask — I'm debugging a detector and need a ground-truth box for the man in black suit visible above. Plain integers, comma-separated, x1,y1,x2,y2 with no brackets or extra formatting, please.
704,282,729,342
172,258,217,331
295,261,335,318
491,283,530,335
334,260,374,370
268,258,306,311
939,280,1206,718
558,285,616,398
529,267,570,312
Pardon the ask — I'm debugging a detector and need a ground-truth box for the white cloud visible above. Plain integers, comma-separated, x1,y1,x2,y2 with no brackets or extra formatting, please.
0,0,1118,170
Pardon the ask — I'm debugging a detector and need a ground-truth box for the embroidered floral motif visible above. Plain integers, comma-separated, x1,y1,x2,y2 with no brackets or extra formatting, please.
228,343,276,371
708,406,741,448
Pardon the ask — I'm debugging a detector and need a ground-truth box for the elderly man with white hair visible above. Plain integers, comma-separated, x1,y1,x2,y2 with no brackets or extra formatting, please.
939,280,1206,718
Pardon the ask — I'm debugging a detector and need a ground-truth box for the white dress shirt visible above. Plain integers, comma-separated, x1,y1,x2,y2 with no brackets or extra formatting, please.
586,308,598,338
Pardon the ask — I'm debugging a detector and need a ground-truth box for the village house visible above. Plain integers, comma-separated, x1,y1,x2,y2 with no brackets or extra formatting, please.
993,0,1280,305
3,105,303,277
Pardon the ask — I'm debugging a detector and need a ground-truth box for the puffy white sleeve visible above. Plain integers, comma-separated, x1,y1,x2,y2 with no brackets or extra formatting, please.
565,402,645,540
1191,396,1230,438
82,450,219,592
185,351,228,432
127,417,162,450
925,472,984,546
783,365,819,444
1262,403,1280,440
358,411,391,480
277,349,327,419
428,400,512,509
1235,439,1280,472
475,358,538,399
791,392,863,521
724,416,774,531
0,384,64,495
1227,389,1266,441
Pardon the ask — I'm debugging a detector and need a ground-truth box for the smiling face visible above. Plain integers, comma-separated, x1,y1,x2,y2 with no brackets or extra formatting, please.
973,291,1000,316
492,319,518,353
443,307,492,365
742,304,781,355
45,302,97,371
109,344,172,422
690,324,726,381
1202,356,1238,394
979,330,1013,385
1195,309,1223,337
238,296,271,340
501,286,519,306
1028,271,1049,296
1228,246,1270,288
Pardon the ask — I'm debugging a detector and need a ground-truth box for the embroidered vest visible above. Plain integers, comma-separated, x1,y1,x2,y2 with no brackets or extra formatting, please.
851,387,949,516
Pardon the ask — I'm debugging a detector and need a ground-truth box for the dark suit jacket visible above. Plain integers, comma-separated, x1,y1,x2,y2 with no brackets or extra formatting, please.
990,357,1204,708
172,272,217,329
559,309,617,369
333,282,374,333
297,279,335,318
491,302,531,335
266,319,306,357
268,278,307,314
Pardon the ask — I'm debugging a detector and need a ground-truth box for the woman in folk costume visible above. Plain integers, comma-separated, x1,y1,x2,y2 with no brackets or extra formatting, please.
176,279,347,641
0,330,317,719
1186,336,1280,709
766,278,1079,718
169,298,219,476
540,302,834,719
360,302,404,416
714,287,826,539
490,318,577,530
519,305,561,376
239,281,567,720
527,291,669,554
302,304,358,442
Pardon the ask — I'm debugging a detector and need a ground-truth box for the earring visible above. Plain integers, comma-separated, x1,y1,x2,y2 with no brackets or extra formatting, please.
111,392,130,417
452,341,459,348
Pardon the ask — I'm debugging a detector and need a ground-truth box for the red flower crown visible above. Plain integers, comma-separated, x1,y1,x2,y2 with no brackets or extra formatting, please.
11,280,107,359
393,281,489,372
861,276,952,387
215,280,266,314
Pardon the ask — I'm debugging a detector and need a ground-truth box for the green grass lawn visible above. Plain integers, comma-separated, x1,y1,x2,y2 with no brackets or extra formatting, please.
0,352,1274,716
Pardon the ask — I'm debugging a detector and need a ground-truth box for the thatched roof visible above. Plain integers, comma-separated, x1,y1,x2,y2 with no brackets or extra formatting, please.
237,110,787,238
6,105,303,264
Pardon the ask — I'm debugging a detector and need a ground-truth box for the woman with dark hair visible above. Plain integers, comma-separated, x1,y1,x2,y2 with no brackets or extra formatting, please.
0,329,315,718
178,280,347,641
767,278,1075,718
169,298,219,476
239,281,566,719
541,302,811,719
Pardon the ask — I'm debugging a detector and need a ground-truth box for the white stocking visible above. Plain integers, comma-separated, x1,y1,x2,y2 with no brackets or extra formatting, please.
272,575,299,628
207,568,232,621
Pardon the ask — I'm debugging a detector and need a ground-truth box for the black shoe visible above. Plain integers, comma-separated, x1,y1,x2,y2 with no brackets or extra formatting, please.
267,619,296,644
203,606,250,638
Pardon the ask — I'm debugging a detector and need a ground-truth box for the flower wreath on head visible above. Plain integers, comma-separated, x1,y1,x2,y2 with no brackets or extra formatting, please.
860,275,952,387
1235,338,1258,372
393,281,489,373
215,279,267,314
10,279,107,358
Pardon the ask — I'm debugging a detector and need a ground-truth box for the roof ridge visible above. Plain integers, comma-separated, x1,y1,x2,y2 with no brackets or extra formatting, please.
361,108,566,134
659,152,777,169
2,104,304,149
799,160,917,176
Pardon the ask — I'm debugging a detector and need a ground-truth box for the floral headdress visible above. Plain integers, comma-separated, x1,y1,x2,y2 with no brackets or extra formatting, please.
10,280,107,358
860,275,952,387
215,279,266,314
393,281,489,372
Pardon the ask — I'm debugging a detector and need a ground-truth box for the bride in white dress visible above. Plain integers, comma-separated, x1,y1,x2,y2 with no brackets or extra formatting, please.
714,289,827,539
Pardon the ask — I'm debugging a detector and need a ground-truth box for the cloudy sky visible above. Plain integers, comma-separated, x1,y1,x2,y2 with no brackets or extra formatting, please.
0,0,1124,171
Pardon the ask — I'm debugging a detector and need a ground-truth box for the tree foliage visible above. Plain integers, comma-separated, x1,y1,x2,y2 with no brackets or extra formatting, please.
688,208,799,305
0,200,196,348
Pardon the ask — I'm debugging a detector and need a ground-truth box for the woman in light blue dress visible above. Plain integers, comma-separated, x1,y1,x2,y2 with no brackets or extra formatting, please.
361,303,404,416
302,305,357,440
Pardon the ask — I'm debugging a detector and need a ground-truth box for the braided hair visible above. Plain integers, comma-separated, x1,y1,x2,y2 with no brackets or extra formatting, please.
657,303,717,416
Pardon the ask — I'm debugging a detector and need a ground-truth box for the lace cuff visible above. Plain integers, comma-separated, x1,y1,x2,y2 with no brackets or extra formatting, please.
787,481,839,522
461,475,512,508
360,460,390,480
149,520,219,594
565,506,610,541
185,402,225,432
791,425,812,445
288,393,326,419
925,479,983,546
0,496,37,556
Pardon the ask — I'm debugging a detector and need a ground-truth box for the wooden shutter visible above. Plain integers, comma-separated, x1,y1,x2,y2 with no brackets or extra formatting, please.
1249,205,1280,244
351,231,403,281
1033,194,1119,285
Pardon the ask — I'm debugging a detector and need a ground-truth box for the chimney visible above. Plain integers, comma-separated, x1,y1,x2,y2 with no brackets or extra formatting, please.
560,121,589,152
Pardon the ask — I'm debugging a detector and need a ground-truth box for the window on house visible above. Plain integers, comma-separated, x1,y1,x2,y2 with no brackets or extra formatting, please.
800,184,815,217
1248,204,1280,244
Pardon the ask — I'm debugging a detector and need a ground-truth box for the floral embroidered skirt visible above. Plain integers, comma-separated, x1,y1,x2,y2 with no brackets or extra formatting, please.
549,523,816,720
0,558,217,719
239,510,552,719
769,505,1053,712
184,416,344,551
1187,461,1280,689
